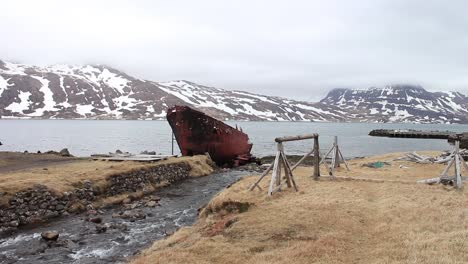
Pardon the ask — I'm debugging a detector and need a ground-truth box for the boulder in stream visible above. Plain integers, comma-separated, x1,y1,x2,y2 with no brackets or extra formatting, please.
41,231,59,241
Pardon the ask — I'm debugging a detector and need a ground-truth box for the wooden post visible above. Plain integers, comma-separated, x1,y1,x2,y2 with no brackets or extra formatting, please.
250,133,323,195
334,136,340,168
313,136,320,179
455,141,462,189
268,149,281,196
277,144,283,191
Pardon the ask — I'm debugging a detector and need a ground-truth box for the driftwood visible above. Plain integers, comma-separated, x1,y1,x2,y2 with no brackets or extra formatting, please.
417,141,467,189
400,149,467,164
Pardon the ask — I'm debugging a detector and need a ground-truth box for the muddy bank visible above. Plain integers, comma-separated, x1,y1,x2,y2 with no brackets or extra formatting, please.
0,155,214,234
0,170,248,263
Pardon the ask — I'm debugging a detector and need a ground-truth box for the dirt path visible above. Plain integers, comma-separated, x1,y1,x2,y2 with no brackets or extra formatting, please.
0,152,79,173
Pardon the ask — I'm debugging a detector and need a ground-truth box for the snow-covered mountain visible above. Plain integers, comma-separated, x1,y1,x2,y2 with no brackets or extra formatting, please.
0,60,343,121
0,60,467,123
321,85,468,123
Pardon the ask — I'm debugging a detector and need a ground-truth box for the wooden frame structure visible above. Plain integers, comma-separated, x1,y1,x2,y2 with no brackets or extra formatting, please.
248,134,320,195
417,140,468,189
319,136,349,178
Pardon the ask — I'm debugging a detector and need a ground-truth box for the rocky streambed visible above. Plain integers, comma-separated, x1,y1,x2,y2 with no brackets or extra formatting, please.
0,170,249,264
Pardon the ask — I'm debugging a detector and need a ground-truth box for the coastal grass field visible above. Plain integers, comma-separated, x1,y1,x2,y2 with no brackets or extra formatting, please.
0,153,213,207
132,152,468,264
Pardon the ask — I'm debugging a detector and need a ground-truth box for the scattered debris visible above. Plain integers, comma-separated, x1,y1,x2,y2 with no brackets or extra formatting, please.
140,150,157,155
417,141,468,189
396,150,468,164
362,161,391,168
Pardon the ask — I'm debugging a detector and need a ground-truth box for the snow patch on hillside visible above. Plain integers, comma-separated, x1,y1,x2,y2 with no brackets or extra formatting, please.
29,76,58,116
6,91,32,113
0,75,10,96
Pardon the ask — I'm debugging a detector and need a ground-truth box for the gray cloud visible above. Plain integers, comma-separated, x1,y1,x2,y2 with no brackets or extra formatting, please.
1,0,468,101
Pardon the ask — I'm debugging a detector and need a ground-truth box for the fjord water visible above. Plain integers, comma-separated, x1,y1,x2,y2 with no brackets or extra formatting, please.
1,120,467,157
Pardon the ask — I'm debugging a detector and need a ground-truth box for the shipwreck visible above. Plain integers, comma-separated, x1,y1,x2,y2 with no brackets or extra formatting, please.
166,105,254,167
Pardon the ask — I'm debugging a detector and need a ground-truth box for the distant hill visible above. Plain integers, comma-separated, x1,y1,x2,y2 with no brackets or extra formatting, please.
321,85,468,123
1,60,467,123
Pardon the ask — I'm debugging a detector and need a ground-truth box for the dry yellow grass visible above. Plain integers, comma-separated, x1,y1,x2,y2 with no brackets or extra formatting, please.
0,155,213,206
131,152,468,264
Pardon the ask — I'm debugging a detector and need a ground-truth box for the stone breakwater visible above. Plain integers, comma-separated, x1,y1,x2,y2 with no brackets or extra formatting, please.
0,162,192,235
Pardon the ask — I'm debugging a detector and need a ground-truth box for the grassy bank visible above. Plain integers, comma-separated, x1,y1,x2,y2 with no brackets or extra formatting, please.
131,151,468,264
0,153,213,207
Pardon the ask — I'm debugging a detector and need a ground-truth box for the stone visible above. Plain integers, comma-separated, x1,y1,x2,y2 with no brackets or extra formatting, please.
83,180,92,189
89,217,102,224
67,202,86,213
9,220,19,227
120,210,146,220
149,195,161,202
115,149,123,154
95,224,107,233
111,213,121,218
87,209,98,215
41,231,59,241
122,198,132,204
59,148,71,157
146,201,157,207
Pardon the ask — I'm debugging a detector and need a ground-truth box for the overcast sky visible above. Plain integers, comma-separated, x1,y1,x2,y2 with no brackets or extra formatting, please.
1,0,468,101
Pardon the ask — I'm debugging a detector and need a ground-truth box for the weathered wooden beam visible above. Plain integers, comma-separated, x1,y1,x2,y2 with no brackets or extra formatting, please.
291,149,314,171
247,162,273,191
459,154,468,171
268,150,281,196
338,148,350,171
281,150,298,191
334,136,340,168
455,141,462,189
440,158,455,177
313,136,320,179
319,147,334,165
277,154,283,190
275,134,318,143
417,177,441,184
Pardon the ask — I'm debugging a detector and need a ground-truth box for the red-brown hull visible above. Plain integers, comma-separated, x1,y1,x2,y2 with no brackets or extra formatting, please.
167,106,253,166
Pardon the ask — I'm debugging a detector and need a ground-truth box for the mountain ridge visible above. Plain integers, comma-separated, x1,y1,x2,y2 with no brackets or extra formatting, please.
1,60,467,124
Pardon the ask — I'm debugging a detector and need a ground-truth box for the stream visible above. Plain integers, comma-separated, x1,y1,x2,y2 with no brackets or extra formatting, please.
0,170,248,264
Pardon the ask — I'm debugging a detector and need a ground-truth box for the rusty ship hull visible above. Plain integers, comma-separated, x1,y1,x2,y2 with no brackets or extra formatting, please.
166,105,253,166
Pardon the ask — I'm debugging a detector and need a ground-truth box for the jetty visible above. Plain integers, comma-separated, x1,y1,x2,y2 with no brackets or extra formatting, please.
369,129,455,139
369,129,468,149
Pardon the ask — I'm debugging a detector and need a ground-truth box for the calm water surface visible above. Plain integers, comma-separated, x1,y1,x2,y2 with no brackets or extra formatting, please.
1,120,467,158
